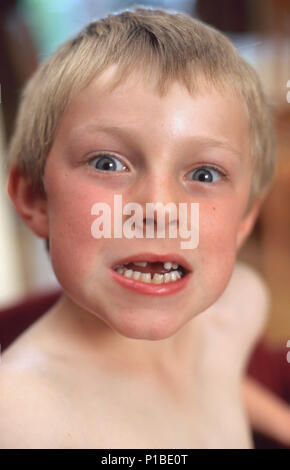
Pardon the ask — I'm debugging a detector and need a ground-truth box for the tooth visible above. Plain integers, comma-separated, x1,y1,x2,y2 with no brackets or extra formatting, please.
133,262,148,267
140,273,151,283
164,262,173,270
172,262,179,269
152,273,163,284
117,268,182,284
124,269,133,278
163,272,171,283
170,271,178,281
132,271,141,280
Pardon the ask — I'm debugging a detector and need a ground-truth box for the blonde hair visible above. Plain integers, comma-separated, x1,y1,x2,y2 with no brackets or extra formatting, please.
7,6,276,209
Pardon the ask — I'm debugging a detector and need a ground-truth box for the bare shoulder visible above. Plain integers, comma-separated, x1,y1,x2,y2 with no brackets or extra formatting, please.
204,261,271,321
221,261,271,343
198,261,271,369
0,352,73,448
227,261,271,326
231,260,271,304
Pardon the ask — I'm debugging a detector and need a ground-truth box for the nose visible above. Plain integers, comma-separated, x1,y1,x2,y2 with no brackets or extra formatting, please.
133,172,181,238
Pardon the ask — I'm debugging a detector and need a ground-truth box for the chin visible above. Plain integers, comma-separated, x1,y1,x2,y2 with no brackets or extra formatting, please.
107,309,184,341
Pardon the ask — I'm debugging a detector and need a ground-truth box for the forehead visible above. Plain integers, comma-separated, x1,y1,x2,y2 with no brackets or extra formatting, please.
54,65,250,160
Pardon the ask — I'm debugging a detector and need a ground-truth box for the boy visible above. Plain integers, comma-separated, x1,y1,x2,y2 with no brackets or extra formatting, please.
0,7,277,448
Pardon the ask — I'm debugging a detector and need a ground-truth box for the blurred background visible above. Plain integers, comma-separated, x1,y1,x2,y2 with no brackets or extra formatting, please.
0,0,290,346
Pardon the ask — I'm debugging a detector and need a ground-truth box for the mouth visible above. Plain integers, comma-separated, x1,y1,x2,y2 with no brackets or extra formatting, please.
110,252,192,296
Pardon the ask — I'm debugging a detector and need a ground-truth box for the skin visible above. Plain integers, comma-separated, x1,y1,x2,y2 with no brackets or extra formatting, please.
2,65,265,448
242,376,290,447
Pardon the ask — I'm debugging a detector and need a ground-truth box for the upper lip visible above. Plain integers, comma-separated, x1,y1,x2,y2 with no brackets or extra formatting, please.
111,252,192,272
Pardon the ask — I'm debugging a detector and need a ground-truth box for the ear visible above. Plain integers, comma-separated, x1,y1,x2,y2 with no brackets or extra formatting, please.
236,197,262,251
6,165,49,238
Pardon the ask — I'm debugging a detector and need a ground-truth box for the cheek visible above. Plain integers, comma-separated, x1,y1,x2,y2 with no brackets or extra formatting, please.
200,199,242,247
45,174,116,275
189,200,242,307
197,201,242,280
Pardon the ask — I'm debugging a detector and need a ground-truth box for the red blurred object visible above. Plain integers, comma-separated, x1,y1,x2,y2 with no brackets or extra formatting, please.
246,338,290,449
0,288,62,351
0,289,289,449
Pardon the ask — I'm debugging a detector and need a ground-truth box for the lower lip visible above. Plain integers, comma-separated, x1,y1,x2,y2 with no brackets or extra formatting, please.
110,269,192,296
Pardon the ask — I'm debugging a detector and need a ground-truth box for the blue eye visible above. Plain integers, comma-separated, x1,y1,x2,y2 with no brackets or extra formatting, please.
188,167,224,183
88,154,127,172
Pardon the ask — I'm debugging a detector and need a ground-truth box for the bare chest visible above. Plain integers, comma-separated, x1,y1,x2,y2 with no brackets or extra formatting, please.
57,375,253,449
1,351,253,449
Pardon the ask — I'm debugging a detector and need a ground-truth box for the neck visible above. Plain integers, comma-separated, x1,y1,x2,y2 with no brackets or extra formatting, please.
45,293,204,381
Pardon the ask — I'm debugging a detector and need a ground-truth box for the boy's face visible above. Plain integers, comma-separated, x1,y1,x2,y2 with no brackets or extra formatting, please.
12,66,261,340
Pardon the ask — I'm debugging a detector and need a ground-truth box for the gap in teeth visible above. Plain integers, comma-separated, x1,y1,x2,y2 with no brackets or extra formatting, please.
115,266,183,283
131,261,179,270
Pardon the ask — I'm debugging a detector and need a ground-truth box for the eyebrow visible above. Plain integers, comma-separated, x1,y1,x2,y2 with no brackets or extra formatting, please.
73,123,242,160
